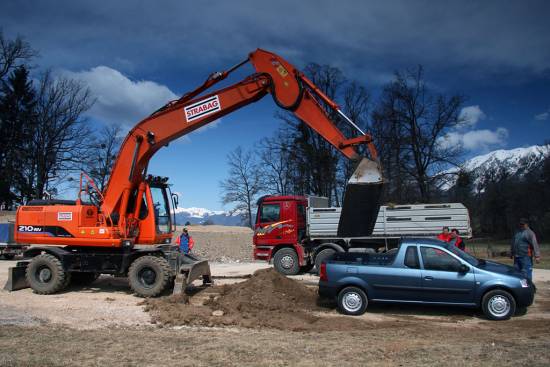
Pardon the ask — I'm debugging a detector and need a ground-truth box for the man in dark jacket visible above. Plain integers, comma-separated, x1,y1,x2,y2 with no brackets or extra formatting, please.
511,218,541,281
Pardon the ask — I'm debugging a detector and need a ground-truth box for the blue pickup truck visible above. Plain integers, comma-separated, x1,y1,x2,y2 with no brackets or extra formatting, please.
318,238,535,320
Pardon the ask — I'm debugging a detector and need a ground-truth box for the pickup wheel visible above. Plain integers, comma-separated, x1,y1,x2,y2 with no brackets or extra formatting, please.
25,254,68,294
315,248,336,274
273,248,300,275
128,255,172,297
338,286,368,316
482,289,516,321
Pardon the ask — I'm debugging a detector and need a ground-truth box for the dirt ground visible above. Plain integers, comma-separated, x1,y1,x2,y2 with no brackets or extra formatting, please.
1,221,550,366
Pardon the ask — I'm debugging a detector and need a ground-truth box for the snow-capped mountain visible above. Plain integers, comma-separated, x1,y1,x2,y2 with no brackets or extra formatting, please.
443,145,549,190
174,207,245,226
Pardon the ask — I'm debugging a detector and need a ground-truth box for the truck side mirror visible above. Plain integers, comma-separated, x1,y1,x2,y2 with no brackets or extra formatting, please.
458,264,470,273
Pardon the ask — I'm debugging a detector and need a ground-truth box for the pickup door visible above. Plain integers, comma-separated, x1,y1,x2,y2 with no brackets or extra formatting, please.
367,246,423,301
419,246,476,304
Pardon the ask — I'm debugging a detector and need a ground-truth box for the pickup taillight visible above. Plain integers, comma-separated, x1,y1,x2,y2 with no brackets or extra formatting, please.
319,262,328,281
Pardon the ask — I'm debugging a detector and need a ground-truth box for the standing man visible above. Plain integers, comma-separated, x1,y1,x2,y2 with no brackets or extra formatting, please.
511,218,541,281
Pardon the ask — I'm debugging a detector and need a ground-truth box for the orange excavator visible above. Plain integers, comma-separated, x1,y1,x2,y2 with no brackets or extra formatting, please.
4,49,383,297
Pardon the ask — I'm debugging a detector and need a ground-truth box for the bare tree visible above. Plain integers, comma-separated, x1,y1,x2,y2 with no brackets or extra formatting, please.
257,133,293,196
0,30,36,81
220,147,263,228
29,71,94,198
87,125,123,192
373,66,465,202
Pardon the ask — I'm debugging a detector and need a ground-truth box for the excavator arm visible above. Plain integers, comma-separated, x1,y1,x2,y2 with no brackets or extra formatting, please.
101,49,382,238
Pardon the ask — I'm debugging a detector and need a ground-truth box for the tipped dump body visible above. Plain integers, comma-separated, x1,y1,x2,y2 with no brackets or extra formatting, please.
337,158,383,237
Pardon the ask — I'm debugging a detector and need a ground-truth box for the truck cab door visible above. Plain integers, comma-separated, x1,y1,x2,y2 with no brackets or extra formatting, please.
254,201,296,245
419,246,476,305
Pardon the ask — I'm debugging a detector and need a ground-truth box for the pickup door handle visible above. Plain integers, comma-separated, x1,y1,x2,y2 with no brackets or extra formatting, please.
424,276,434,280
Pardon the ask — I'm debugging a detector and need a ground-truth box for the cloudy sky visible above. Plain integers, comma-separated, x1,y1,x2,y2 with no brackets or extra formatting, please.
1,1,549,210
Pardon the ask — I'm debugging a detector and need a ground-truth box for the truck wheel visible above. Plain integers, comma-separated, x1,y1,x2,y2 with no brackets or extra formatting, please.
273,248,300,275
315,248,336,274
71,272,100,286
128,255,172,297
482,289,516,321
338,286,368,316
26,254,68,295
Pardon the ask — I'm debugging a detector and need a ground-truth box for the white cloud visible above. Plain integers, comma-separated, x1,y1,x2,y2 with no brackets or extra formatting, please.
62,66,178,126
535,111,549,121
438,127,508,151
458,105,486,128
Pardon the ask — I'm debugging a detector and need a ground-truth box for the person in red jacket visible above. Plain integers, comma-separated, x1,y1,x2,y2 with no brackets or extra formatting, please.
176,228,195,254
437,226,451,242
449,228,465,250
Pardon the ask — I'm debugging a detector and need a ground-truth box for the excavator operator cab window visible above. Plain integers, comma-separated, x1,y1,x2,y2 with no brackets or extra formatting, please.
150,185,172,234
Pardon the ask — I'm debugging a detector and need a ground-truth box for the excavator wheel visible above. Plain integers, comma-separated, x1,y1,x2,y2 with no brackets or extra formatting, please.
128,255,172,297
25,253,69,294
71,272,100,286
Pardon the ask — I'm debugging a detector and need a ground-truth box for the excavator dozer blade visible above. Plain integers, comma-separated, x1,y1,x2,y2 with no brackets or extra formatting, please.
337,158,383,238
172,253,213,295
3,261,30,291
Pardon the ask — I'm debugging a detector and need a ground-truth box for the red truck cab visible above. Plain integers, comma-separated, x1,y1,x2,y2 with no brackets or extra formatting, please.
253,196,309,273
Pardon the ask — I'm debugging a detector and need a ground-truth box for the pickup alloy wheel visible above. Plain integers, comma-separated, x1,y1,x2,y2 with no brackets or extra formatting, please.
338,286,368,316
482,289,516,321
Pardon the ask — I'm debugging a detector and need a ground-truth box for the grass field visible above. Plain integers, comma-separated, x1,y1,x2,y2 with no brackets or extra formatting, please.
467,241,550,269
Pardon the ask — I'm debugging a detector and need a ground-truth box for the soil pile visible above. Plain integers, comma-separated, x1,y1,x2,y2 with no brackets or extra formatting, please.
144,268,368,331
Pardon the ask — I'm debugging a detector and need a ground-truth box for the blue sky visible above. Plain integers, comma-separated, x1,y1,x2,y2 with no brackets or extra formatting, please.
1,1,549,210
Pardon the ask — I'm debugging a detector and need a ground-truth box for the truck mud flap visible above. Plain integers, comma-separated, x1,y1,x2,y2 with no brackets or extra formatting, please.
338,158,383,237
172,253,212,295
3,261,29,291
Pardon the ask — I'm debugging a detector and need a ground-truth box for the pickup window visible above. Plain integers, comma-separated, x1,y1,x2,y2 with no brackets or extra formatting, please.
420,246,461,272
260,204,280,223
404,246,420,268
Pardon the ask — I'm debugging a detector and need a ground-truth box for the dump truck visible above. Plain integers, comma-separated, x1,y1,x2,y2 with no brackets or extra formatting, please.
5,49,383,296
253,195,472,275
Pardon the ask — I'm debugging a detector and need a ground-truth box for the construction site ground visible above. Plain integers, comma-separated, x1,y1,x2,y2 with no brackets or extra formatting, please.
0,226,549,366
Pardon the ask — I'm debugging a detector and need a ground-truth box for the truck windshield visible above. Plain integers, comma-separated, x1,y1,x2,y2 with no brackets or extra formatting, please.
447,245,479,266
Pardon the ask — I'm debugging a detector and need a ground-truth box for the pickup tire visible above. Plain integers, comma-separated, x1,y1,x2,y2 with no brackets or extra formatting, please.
273,248,300,275
128,256,172,297
338,286,368,316
314,248,336,274
25,253,68,294
481,289,516,320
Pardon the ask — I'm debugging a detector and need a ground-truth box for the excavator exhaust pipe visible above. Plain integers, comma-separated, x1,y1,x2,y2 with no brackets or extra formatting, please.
337,157,384,237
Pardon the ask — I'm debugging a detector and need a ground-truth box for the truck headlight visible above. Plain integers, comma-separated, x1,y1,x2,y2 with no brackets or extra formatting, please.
520,279,529,288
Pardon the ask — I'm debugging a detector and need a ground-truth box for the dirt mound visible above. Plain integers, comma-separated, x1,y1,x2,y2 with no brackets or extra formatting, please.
144,268,370,331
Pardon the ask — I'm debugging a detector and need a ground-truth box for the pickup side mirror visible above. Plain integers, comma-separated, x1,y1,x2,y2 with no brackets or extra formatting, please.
458,264,470,274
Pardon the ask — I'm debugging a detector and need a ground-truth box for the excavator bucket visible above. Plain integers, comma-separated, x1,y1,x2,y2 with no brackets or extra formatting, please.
337,158,384,237
171,253,213,295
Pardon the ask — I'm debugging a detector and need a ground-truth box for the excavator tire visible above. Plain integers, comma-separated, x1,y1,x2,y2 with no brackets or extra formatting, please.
25,253,69,294
71,272,100,286
128,255,172,297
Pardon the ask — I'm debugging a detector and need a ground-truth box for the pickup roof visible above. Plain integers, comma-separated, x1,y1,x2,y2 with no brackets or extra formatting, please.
318,238,535,320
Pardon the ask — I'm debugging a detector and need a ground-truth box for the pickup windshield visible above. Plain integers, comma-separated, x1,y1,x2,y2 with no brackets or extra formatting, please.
446,244,479,266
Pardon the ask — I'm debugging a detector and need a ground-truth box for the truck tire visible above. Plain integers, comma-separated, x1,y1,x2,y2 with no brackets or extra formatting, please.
71,272,100,286
26,253,69,294
481,289,516,321
338,286,368,316
273,248,300,275
315,248,336,274
128,255,172,297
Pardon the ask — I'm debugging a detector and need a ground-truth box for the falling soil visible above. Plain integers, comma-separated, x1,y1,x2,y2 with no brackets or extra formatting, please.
144,268,375,331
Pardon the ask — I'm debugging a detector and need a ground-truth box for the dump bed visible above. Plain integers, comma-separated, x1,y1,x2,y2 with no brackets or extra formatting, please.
307,203,471,239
